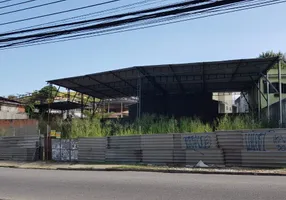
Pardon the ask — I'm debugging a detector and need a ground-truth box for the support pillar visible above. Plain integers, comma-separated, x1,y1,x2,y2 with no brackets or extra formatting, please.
137,76,142,119
266,73,270,123
278,59,283,127
257,81,261,120
81,93,84,119
67,89,70,119
120,101,123,118
92,97,95,117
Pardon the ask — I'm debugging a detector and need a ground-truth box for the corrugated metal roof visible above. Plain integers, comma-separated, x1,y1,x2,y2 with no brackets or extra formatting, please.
48,57,279,99
0,97,22,105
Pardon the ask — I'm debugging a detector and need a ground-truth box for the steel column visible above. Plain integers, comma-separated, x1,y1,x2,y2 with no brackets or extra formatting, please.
257,80,261,120
278,59,283,127
92,97,95,117
67,89,70,119
137,75,142,119
121,101,123,118
81,93,84,119
266,73,270,122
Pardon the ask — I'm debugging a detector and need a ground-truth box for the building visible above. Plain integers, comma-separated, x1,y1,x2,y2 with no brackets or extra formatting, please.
234,68,286,114
0,97,28,119
47,57,278,122
234,94,249,113
259,68,286,109
213,92,236,113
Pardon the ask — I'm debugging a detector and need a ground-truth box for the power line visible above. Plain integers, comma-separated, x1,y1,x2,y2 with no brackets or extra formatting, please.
0,0,13,4
9,0,268,46
0,0,248,45
0,0,36,10
0,0,120,26
9,0,168,32
14,0,283,49
1,0,285,49
0,0,210,35
0,0,67,16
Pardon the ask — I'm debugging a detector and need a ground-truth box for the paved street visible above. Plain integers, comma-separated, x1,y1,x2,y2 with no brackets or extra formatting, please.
0,168,285,200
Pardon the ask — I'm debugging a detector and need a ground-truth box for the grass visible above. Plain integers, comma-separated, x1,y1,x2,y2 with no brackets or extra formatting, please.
36,113,271,138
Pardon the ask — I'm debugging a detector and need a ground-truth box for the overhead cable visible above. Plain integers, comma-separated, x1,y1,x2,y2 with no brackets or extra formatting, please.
0,0,120,26
10,0,168,32
0,0,37,10
1,0,285,49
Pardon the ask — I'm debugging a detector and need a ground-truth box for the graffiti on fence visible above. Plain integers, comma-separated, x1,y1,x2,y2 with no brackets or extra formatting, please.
273,135,286,151
184,135,211,150
52,139,78,161
245,132,266,151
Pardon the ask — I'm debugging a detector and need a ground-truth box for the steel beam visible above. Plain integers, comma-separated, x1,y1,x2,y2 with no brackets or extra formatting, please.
71,92,77,102
229,60,243,82
67,79,113,99
109,71,137,90
260,73,279,93
169,65,185,93
136,67,167,95
87,75,129,97
241,91,253,112
249,76,267,102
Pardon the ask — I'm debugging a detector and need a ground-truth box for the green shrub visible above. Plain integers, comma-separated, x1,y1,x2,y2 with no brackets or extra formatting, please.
38,113,268,138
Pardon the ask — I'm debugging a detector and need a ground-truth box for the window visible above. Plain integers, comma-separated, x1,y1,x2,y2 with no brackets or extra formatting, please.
262,81,286,93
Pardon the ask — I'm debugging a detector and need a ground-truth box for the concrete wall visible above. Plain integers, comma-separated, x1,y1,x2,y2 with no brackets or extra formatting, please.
72,129,286,167
0,105,28,120
0,119,38,136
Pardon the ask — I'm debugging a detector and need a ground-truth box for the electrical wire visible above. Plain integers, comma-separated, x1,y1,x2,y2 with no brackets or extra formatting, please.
0,0,13,4
0,0,213,36
0,0,37,10
0,0,67,16
0,0,253,46
9,0,169,32
0,0,120,26
1,0,285,49
9,0,275,47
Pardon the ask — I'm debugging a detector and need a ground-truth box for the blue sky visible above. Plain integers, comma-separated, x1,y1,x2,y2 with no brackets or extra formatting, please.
0,0,286,96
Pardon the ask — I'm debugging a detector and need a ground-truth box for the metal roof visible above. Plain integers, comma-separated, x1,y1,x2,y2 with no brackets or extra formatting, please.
0,97,22,105
48,57,279,99
35,101,84,111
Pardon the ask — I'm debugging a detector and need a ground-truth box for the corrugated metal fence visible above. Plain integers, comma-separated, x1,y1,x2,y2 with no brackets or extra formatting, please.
0,135,40,161
64,129,286,167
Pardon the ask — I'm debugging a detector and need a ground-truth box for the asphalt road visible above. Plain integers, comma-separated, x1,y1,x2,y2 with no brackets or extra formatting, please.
0,168,286,200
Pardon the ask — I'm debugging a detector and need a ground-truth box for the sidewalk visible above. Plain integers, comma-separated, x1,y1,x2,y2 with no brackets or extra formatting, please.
1,161,286,176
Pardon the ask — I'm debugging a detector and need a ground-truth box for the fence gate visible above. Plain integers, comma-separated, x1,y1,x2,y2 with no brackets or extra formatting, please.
51,139,78,162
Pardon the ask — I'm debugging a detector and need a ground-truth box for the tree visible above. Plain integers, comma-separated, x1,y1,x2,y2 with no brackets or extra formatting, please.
22,85,58,117
259,51,286,69
37,85,58,103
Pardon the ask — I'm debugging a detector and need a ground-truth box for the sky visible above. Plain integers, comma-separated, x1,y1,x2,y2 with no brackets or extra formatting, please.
0,0,286,96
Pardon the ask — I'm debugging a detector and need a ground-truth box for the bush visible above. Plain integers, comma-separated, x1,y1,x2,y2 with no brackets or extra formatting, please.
39,114,267,138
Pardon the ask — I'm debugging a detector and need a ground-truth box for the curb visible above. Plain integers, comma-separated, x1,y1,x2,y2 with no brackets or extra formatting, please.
105,168,286,176
1,165,286,176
